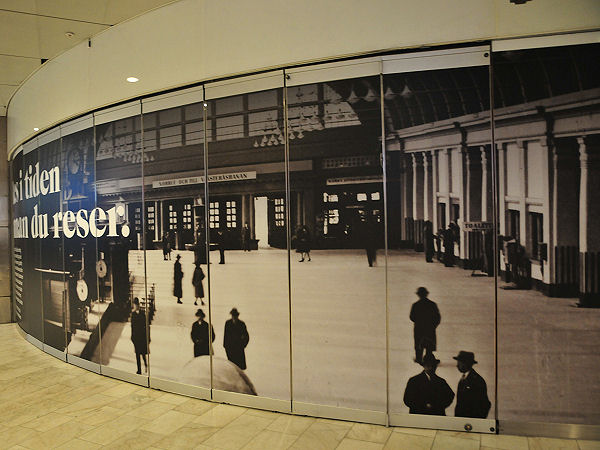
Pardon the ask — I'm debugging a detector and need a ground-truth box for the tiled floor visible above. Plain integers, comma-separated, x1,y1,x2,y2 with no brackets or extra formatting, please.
0,324,598,449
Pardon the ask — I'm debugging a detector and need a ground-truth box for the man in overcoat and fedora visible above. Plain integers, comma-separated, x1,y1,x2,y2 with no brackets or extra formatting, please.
454,351,491,418
409,287,441,364
223,308,250,370
403,352,454,415
191,309,214,357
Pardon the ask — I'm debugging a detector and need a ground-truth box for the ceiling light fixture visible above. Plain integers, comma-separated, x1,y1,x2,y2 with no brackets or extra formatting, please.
126,77,139,83
33,127,39,131
65,31,75,38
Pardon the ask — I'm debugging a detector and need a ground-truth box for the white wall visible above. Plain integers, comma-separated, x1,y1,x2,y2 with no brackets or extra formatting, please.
7,0,600,154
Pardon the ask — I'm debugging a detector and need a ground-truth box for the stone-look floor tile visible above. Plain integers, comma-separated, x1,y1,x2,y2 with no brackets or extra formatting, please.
193,404,247,427
173,398,216,416
20,412,74,432
203,413,275,449
392,426,437,437
19,420,95,449
347,423,392,444
0,425,42,448
431,433,481,450
155,392,191,405
384,432,434,450
316,418,354,428
55,393,115,417
289,420,350,450
104,430,164,449
102,382,143,398
267,415,315,435
578,440,600,450
153,425,220,449
74,405,127,426
126,399,176,420
242,430,298,450
244,408,281,419
435,430,481,441
108,392,155,410
528,436,579,450
480,433,529,449
54,438,102,449
79,413,147,445
139,410,197,435
337,438,385,449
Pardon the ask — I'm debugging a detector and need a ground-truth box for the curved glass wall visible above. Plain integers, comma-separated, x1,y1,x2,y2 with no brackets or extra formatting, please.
9,42,600,432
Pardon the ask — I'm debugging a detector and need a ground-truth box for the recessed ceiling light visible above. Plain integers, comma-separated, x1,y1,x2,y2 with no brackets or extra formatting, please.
33,127,39,131
126,77,139,83
65,31,75,38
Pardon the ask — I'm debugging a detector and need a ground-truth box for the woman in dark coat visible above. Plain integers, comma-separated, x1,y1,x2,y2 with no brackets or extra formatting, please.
296,225,311,262
131,298,148,374
173,254,183,304
192,262,205,306
191,309,215,357
162,232,171,260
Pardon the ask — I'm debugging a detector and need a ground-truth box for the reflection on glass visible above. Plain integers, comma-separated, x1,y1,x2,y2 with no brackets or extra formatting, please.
384,64,495,419
94,113,146,374
141,101,209,388
205,88,289,399
494,43,600,425
289,76,386,411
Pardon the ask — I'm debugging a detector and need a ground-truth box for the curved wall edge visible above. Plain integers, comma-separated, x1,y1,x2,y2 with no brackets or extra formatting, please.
7,0,600,153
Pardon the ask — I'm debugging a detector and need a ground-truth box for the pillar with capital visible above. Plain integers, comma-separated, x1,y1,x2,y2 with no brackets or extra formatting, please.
401,155,414,246
578,135,600,307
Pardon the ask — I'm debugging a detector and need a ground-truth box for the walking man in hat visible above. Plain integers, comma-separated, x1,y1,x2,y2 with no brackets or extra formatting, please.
223,308,250,370
403,352,454,415
191,309,215,357
454,351,491,418
409,287,441,364
173,254,183,304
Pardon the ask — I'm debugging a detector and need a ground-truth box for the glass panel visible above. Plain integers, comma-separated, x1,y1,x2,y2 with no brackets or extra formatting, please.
289,74,387,412
206,86,290,400
142,97,208,388
95,107,147,375
39,136,67,351
62,125,99,360
494,43,600,425
385,61,495,420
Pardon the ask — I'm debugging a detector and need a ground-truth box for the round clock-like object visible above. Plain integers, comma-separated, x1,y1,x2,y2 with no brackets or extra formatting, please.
76,279,88,302
96,260,107,279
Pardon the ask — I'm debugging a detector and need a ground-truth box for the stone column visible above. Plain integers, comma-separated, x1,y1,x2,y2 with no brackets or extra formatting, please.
578,135,600,307
480,146,492,222
423,152,433,222
432,150,439,231
401,155,413,245
412,152,424,251
497,144,507,236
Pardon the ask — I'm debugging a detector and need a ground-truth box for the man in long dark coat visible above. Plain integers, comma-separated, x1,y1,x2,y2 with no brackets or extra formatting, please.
453,351,491,418
443,226,455,267
191,309,215,357
403,352,454,415
242,222,251,252
223,308,250,370
423,221,434,263
173,254,183,304
192,261,205,306
409,287,441,364
131,298,149,374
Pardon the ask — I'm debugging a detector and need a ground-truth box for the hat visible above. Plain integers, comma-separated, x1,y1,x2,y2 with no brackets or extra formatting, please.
453,351,477,365
230,308,239,316
195,309,205,318
176,254,181,260
416,287,429,296
421,352,440,366
133,297,140,305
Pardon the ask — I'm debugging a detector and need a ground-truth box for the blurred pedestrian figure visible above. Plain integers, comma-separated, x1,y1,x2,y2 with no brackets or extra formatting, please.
361,214,377,267
191,309,215,357
173,254,183,304
410,287,441,364
131,298,148,374
162,232,171,260
223,308,250,370
443,226,455,267
454,351,491,418
242,222,251,252
403,352,454,415
436,228,444,261
296,225,312,262
424,220,434,263
216,230,226,264
192,261,205,306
